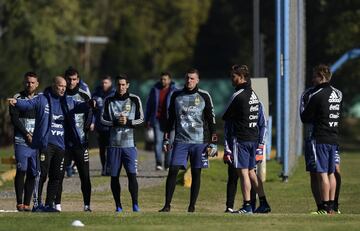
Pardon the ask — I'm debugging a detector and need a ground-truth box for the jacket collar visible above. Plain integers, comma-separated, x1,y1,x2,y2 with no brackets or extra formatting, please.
235,81,251,91
66,84,80,96
183,85,198,94
114,91,129,100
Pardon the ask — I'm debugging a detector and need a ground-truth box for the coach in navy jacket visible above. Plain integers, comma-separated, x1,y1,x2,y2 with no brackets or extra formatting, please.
145,73,177,170
14,86,89,150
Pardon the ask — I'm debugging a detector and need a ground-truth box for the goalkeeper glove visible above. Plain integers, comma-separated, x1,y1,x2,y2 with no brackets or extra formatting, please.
206,143,218,157
255,144,264,164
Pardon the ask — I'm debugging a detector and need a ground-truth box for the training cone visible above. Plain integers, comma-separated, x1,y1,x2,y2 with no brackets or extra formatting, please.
71,220,85,227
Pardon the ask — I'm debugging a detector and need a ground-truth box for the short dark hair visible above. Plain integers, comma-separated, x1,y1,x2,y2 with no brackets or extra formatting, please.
116,74,129,83
24,71,38,79
313,64,332,81
231,64,250,82
185,68,200,78
160,71,172,79
64,66,79,79
101,75,112,81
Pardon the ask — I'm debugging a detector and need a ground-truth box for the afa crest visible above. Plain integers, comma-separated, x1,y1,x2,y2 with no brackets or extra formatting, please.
194,96,200,106
40,154,45,162
125,102,131,112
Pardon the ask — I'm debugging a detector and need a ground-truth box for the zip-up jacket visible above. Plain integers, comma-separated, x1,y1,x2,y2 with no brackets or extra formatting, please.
101,91,144,147
165,86,216,144
66,84,92,145
9,91,37,147
300,82,342,144
14,87,90,150
224,102,266,149
92,86,116,132
145,81,177,127
222,82,259,142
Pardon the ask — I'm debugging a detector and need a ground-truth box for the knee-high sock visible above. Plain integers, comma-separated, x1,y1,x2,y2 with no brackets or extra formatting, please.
226,165,238,209
189,168,202,208
111,176,122,208
334,171,341,207
127,173,138,205
23,173,35,206
14,170,26,205
164,166,180,207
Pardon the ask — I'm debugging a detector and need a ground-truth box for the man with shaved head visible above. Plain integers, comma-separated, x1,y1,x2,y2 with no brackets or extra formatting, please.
8,76,94,212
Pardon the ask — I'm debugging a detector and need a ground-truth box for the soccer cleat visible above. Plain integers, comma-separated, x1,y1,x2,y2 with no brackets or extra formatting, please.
23,205,31,212
55,204,62,212
254,204,271,213
72,166,78,174
132,204,140,212
156,165,164,171
84,205,92,212
187,206,195,213
115,207,123,213
16,204,24,212
43,205,60,212
334,209,341,214
32,203,45,212
224,207,234,213
310,209,328,215
158,206,171,212
233,206,253,214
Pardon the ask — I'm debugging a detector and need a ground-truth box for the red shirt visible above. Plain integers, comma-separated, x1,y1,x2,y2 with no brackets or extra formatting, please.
157,87,170,119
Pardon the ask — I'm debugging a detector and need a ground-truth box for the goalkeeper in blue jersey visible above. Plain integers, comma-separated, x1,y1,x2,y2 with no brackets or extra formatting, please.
159,68,217,213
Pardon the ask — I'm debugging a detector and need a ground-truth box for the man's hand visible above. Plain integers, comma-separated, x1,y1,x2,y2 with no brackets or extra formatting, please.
256,144,264,164
26,133,33,145
223,154,233,164
223,145,233,164
163,138,171,153
90,123,95,132
88,99,96,109
7,98,17,106
119,115,127,125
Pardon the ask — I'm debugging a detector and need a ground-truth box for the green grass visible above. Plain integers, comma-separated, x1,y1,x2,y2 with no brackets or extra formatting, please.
1,152,360,230
0,146,15,173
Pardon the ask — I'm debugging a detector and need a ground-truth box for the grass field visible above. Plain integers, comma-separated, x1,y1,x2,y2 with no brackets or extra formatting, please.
1,151,360,231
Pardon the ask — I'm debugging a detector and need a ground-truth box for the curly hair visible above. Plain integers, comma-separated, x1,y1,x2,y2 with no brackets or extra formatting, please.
231,64,250,82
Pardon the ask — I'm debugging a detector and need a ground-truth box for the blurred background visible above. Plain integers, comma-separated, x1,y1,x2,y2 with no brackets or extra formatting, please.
0,0,359,152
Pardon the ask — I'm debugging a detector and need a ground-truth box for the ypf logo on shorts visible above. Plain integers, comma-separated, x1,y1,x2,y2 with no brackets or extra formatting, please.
40,153,46,162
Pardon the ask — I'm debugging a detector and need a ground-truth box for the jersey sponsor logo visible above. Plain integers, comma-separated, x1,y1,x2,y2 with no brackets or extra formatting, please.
329,121,339,127
182,105,201,113
249,122,257,127
329,91,341,103
53,114,64,120
249,92,259,105
329,113,340,119
249,114,258,120
180,121,197,128
51,130,64,136
250,105,259,112
329,104,340,111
